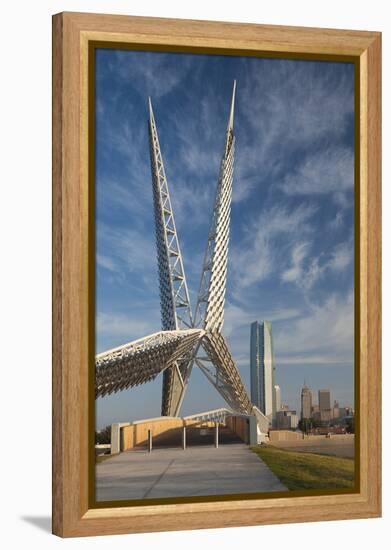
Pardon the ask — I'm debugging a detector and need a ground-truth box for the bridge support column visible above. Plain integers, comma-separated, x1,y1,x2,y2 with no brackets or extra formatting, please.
147,429,152,453
182,426,186,450
214,422,219,448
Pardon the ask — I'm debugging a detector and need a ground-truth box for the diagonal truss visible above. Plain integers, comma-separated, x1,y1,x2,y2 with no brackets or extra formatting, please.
95,82,269,428
198,333,252,414
148,99,194,416
96,329,203,399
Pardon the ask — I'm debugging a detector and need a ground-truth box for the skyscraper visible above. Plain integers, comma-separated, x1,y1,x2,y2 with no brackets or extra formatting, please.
319,389,331,423
274,385,281,413
301,383,312,419
250,321,276,421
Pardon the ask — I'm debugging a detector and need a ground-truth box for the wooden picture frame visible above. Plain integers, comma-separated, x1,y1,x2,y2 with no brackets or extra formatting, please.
52,11,381,537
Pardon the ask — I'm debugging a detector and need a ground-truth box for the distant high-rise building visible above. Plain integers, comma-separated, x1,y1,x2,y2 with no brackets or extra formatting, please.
301,383,313,419
250,321,276,421
319,389,331,423
311,404,320,422
276,409,299,430
274,385,281,413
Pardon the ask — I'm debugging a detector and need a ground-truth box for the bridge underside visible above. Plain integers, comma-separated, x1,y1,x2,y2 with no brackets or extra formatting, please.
96,329,254,417
95,329,202,399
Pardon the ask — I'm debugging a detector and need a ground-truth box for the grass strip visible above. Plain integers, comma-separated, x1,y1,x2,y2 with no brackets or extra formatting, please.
250,444,354,491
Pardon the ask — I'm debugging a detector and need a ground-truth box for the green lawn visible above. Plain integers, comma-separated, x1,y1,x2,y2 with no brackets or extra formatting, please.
250,445,355,491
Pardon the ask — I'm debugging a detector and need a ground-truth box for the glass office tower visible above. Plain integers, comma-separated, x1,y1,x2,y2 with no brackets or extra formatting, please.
250,321,276,421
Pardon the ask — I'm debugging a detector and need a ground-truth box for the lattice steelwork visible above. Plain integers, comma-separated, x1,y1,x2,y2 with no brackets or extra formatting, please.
194,80,236,333
197,333,252,413
148,99,194,416
190,81,252,414
95,82,260,422
148,99,193,332
96,329,203,399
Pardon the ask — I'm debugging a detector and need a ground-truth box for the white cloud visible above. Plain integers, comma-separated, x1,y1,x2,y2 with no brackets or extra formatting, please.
280,237,353,291
231,203,317,289
274,291,354,366
97,223,157,289
232,176,255,203
328,241,353,272
239,60,353,162
114,50,194,100
96,311,160,353
97,312,154,339
97,254,118,273
328,210,344,230
169,177,214,228
300,257,324,290
96,178,152,226
223,302,300,337
280,146,354,201
281,242,310,283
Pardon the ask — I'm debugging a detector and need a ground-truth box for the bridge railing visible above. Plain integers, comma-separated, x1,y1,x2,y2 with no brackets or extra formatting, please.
183,408,233,424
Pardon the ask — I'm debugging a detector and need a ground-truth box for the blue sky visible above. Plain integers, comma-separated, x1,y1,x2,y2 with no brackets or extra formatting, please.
95,48,355,429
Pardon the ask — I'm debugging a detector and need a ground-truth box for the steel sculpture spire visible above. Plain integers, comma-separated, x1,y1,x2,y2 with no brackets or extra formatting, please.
191,81,252,414
95,82,270,429
194,80,236,333
148,98,194,416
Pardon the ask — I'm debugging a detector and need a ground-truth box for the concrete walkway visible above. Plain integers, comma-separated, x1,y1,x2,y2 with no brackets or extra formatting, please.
96,443,287,502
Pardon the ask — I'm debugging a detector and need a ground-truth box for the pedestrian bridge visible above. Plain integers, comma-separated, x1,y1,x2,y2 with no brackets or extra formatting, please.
109,407,269,455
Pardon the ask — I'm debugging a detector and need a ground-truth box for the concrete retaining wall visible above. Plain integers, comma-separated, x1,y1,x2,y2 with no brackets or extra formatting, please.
225,416,249,443
121,418,217,451
114,414,261,453
269,430,303,442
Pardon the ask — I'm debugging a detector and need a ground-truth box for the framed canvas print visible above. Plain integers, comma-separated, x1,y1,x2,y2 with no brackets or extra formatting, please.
52,12,381,537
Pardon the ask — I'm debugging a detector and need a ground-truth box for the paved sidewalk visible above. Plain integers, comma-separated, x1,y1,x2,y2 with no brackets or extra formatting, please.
96,443,287,501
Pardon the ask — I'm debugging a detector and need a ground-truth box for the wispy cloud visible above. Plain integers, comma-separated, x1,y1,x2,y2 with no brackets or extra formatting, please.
281,242,311,283
97,254,118,273
280,146,354,203
224,301,301,338
96,310,160,353
96,177,152,225
97,312,155,340
281,237,353,290
231,203,318,289
328,210,345,230
97,223,157,290
113,50,195,100
275,291,354,366
239,58,354,166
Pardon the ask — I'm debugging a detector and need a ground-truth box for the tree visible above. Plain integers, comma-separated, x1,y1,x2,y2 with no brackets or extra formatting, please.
298,417,321,434
298,418,311,433
345,417,355,434
95,425,111,444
